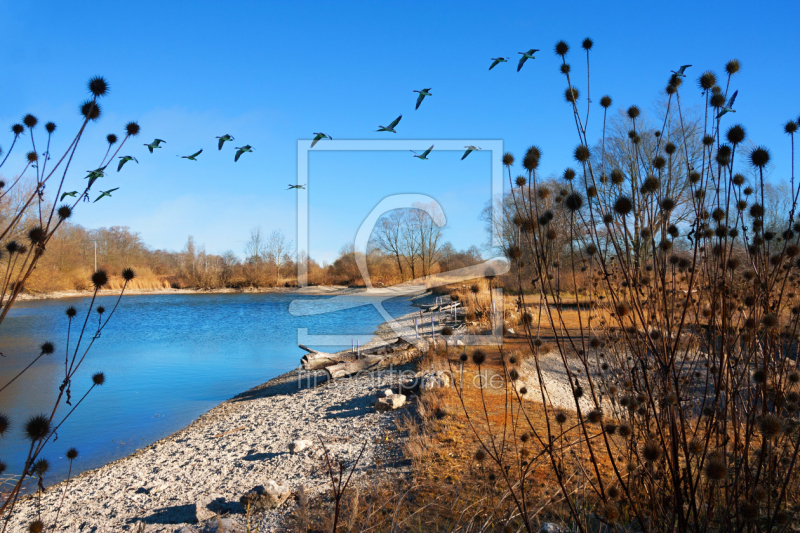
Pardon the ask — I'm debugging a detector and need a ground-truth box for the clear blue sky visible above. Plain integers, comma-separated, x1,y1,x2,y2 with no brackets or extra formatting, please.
2,1,798,264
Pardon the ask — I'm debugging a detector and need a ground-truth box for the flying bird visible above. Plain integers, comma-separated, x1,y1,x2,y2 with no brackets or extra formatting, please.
311,133,332,148
143,139,165,153
489,57,508,70
411,145,434,160
234,145,253,162
94,188,119,203
84,166,108,188
180,149,203,161
117,155,138,172
717,90,738,119
215,134,234,150
287,184,306,190
671,64,692,77
60,191,78,201
376,115,402,133
461,146,481,160
413,88,432,110
517,49,539,72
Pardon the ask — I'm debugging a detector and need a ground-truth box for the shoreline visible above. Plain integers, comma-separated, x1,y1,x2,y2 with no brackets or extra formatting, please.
14,285,360,301
6,299,436,532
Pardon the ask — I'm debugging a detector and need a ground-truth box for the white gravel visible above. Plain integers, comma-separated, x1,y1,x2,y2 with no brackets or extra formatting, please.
7,367,416,532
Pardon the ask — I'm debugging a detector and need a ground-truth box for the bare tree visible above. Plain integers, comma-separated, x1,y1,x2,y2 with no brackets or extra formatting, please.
263,229,292,283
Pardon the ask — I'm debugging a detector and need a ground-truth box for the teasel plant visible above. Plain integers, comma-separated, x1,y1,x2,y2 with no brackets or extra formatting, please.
0,268,135,530
0,77,140,530
0,75,141,323
454,37,800,532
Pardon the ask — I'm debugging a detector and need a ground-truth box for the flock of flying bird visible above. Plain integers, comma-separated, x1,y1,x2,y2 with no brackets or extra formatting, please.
70,56,740,204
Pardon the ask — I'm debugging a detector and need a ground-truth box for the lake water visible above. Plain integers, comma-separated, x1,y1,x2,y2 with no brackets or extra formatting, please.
0,292,416,488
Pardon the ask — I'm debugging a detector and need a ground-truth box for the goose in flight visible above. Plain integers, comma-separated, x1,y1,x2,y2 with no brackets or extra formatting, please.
517,49,539,72
60,191,78,201
94,188,119,203
234,145,253,162
413,88,432,110
144,139,165,153
717,90,738,119
411,145,434,160
671,64,692,77
180,149,203,161
216,134,234,150
117,155,138,172
311,133,332,148
489,57,508,70
287,184,306,190
84,166,108,188
461,146,481,160
376,115,402,133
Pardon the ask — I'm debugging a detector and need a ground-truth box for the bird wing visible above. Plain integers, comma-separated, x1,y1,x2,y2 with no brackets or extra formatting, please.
728,90,738,108
147,144,153,153
461,148,473,160
60,191,76,201
422,145,434,157
155,139,165,145
415,93,425,110
489,59,500,70
388,115,402,129
679,64,691,73
191,150,203,158
218,137,225,150
117,159,125,172
517,55,528,72
235,149,243,162
107,188,119,194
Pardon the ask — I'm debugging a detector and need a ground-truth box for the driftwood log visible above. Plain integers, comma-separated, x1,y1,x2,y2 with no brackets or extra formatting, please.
299,344,355,370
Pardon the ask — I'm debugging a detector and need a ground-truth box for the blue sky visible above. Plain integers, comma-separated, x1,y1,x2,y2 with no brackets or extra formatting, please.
2,0,799,264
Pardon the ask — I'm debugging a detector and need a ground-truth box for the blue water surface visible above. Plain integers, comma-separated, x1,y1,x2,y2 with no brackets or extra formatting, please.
0,292,415,487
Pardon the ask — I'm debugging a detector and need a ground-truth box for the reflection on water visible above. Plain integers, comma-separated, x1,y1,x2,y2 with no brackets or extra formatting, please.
0,292,414,486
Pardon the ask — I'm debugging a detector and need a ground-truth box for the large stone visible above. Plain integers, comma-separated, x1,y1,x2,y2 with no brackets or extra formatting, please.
375,394,406,411
239,481,290,513
202,517,242,533
289,439,313,454
420,370,451,391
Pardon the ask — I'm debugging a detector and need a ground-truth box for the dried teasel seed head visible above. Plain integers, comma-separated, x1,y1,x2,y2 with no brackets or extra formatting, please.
515,175,526,187
502,152,514,167
106,133,117,145
24,414,50,442
786,121,799,135
725,59,740,75
471,349,486,366
28,520,44,533
581,37,593,50
759,414,782,438
749,146,770,168
12,124,24,135
28,226,46,244
45,122,56,133
125,121,140,136
91,270,109,289
22,114,38,129
699,71,717,90
554,40,569,56
80,100,101,121
642,440,662,462
40,342,55,355
87,76,110,97
727,124,746,144
564,193,583,212
0,413,9,436
564,87,579,103
66,447,79,460
560,63,571,75
600,95,612,108
573,145,591,163
57,205,72,219
92,372,106,386
66,306,77,318
627,106,640,120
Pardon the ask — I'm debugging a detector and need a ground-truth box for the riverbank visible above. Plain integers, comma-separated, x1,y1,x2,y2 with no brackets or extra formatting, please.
4,301,440,532
14,285,355,301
